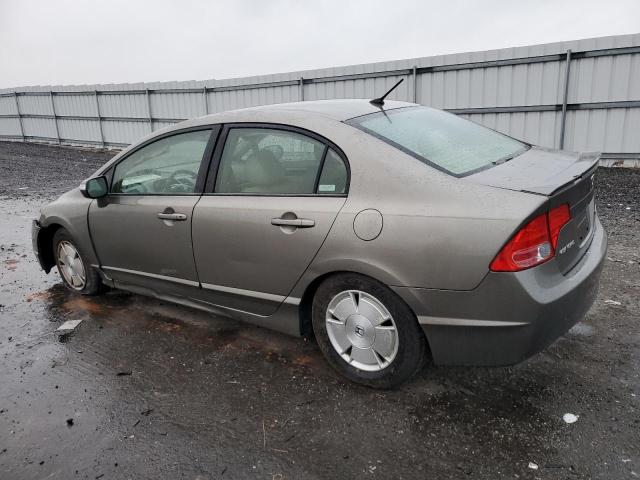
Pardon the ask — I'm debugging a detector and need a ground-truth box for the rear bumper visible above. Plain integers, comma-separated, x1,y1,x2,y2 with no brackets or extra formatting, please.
392,215,607,366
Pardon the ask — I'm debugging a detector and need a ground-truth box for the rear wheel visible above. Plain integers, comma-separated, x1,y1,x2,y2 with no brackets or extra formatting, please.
53,229,104,295
312,273,426,389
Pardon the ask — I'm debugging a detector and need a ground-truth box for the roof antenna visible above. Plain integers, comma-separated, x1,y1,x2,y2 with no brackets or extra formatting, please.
370,78,404,107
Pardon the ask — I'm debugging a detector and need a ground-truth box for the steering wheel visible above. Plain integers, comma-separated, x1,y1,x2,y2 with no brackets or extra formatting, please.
166,169,198,193
124,183,148,194
117,167,156,194
263,144,284,161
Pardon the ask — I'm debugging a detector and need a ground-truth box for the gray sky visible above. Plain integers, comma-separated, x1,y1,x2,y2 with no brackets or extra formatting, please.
1,0,639,88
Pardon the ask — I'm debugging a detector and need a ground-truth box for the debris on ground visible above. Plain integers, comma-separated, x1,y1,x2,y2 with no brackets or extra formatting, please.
604,299,622,306
116,370,133,376
563,413,579,424
56,320,83,336
528,462,539,470
66,418,74,427
569,322,594,337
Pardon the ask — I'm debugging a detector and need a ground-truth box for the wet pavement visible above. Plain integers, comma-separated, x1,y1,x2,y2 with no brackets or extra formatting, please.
1,141,639,479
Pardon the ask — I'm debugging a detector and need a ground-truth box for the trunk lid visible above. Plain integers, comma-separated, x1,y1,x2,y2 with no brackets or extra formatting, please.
468,146,600,275
467,146,599,196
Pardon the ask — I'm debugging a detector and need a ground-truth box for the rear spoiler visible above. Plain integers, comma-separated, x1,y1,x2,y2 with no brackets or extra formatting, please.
526,152,600,196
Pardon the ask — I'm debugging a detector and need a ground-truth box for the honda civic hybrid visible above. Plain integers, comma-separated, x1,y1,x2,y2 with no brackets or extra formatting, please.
32,96,606,388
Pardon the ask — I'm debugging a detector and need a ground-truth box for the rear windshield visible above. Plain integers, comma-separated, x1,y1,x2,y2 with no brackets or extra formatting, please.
347,106,528,176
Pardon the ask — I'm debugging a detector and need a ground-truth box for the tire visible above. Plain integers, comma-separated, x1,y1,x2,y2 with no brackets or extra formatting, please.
312,273,427,389
53,228,105,295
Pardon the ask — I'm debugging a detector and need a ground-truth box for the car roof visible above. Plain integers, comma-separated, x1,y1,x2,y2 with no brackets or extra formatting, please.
198,99,416,123
106,99,418,164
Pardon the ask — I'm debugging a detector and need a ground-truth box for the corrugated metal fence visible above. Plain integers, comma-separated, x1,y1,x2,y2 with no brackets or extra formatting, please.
1,33,639,165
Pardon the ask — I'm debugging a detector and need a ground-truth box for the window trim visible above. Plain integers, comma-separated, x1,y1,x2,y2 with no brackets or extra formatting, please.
203,123,350,197
106,125,221,196
312,144,330,194
346,106,530,178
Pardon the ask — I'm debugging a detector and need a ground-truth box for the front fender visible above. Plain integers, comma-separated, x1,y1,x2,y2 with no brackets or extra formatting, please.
37,188,100,268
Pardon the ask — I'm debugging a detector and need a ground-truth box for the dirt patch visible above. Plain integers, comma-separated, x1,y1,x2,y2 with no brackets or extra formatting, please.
3,259,18,271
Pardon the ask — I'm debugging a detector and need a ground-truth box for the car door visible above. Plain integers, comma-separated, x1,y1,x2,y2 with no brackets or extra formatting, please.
89,127,218,295
191,124,349,315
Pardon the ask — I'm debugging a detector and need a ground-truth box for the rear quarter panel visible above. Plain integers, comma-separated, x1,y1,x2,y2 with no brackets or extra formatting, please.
284,121,546,294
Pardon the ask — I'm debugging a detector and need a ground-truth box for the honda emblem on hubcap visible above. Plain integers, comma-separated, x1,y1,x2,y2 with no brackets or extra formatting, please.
325,290,399,372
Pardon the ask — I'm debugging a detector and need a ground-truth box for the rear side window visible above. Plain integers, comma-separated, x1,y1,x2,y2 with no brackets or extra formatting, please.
215,128,347,195
348,107,528,176
318,149,347,194
112,130,211,194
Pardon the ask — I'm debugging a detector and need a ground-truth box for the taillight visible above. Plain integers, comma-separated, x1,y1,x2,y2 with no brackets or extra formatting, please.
490,204,571,272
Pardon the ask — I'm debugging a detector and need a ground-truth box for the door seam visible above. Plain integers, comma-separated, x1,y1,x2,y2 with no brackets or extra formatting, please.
190,194,205,289
278,197,349,308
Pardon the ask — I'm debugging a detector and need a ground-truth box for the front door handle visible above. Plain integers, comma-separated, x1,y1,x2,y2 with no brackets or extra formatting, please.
271,218,315,228
157,212,187,221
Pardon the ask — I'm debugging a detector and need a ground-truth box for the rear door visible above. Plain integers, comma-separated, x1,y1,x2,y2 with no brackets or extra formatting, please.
191,124,349,315
89,127,218,294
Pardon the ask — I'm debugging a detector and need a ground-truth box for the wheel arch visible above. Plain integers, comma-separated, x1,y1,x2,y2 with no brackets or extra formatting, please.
298,271,344,338
37,222,64,273
297,269,420,339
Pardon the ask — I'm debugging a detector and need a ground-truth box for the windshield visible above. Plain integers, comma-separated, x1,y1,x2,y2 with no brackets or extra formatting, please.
348,106,528,176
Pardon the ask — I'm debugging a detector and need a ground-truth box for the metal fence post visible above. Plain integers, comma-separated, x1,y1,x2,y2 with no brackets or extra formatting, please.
145,88,153,133
93,91,105,148
299,77,304,101
49,91,61,144
13,92,25,142
202,86,209,115
412,66,418,103
559,49,572,150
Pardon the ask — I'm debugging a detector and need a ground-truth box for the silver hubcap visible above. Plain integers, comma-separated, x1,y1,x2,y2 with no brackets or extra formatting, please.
325,290,398,372
57,241,86,290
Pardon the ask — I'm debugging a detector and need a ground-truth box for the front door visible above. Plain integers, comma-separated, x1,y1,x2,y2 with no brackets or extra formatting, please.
89,127,216,294
191,125,349,315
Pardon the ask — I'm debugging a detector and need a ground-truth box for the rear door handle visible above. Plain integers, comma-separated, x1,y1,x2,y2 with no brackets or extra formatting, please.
271,218,315,228
157,213,187,221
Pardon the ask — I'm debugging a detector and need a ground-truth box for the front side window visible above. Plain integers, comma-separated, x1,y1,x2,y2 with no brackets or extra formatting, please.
112,129,211,194
215,128,326,194
348,107,528,176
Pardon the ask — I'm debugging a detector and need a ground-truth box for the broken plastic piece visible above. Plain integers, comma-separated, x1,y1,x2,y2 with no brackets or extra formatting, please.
604,300,622,306
56,319,83,333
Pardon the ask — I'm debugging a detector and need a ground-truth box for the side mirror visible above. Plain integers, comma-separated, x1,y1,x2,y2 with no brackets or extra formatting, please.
81,176,109,199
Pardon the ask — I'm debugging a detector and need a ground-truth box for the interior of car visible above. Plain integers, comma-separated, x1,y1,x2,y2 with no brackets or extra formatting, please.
215,129,324,194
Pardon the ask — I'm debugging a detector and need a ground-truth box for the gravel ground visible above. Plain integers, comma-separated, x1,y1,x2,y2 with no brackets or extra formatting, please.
0,140,639,480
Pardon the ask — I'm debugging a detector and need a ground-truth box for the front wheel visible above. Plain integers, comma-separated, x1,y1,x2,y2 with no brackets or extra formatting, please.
312,273,427,389
53,229,105,295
